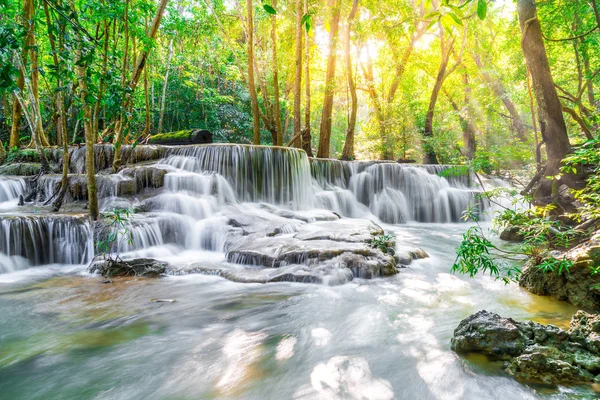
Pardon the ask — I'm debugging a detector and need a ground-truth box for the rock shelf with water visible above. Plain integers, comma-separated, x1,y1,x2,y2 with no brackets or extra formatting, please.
0,143,490,282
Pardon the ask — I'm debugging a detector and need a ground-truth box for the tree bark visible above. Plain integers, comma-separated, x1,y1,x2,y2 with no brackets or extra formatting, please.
317,0,342,159
293,0,303,148
471,52,528,142
112,0,169,172
246,0,261,145
341,0,358,160
423,28,453,164
517,0,571,195
9,0,33,149
158,37,174,134
271,0,283,146
301,0,313,156
43,0,70,211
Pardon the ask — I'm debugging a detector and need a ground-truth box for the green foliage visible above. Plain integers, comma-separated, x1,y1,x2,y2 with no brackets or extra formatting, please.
472,151,494,174
367,233,396,255
561,139,600,222
262,4,277,15
451,226,520,283
95,209,133,261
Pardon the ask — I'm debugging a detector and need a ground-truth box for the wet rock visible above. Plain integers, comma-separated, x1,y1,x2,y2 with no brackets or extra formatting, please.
0,163,41,176
226,236,397,278
292,219,383,242
519,231,600,309
452,310,600,385
451,310,526,359
506,352,593,385
500,227,523,242
89,258,168,277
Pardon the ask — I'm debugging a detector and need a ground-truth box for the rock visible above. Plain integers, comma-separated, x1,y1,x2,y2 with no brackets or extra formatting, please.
506,352,593,385
500,227,523,242
451,310,526,359
89,258,167,277
226,236,397,278
408,247,429,260
0,163,41,176
147,129,213,145
519,232,600,309
452,310,600,386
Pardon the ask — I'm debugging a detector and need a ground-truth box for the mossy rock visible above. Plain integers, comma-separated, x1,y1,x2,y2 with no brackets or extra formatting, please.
0,163,41,176
147,129,212,145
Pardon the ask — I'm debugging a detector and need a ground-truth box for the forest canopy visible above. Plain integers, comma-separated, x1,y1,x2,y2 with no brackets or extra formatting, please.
0,0,598,170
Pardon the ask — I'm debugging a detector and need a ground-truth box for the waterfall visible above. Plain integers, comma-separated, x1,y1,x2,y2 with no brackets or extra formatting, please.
0,177,26,204
0,144,495,272
0,215,93,268
160,144,314,208
311,159,483,223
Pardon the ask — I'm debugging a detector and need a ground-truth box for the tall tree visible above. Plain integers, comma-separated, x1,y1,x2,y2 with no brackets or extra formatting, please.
341,0,359,160
517,0,571,196
471,51,528,142
9,0,33,149
301,0,313,156
293,0,303,148
317,0,342,159
270,0,283,146
158,37,174,134
423,25,464,164
112,0,169,172
246,0,261,145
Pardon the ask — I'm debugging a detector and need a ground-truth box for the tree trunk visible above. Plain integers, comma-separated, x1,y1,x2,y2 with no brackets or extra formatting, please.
43,0,70,211
517,0,571,195
158,37,174,134
341,0,358,161
93,19,110,142
317,0,342,159
9,0,33,149
301,0,313,156
423,29,453,164
73,31,99,220
246,0,261,145
271,0,283,146
112,0,169,172
293,0,303,148
471,52,527,142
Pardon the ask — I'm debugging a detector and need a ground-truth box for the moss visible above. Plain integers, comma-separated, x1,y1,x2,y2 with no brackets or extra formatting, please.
147,130,194,144
0,163,41,176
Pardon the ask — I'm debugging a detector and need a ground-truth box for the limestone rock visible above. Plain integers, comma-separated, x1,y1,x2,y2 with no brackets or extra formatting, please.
451,310,526,359
452,310,600,386
519,232,600,309
89,258,167,277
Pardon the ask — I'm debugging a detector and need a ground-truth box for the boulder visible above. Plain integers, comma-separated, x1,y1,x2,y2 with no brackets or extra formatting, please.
89,258,168,277
451,311,527,359
519,231,600,309
452,310,600,385
500,227,524,242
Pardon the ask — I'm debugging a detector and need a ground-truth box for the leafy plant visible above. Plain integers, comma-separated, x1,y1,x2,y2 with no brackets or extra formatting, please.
368,233,396,255
95,209,134,261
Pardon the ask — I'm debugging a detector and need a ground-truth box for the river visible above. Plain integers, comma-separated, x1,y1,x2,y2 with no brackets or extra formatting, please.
0,145,592,399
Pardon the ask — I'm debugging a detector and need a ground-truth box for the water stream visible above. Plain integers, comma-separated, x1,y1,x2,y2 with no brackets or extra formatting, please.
0,145,590,399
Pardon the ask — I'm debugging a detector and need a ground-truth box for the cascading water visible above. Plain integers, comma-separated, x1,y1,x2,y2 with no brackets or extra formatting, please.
1,144,586,400
311,159,484,223
0,144,491,271
0,177,26,205
0,215,92,272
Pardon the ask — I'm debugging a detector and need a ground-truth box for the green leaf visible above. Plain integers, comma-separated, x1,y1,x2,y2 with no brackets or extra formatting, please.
301,13,312,32
477,0,487,20
263,4,277,14
448,12,463,26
